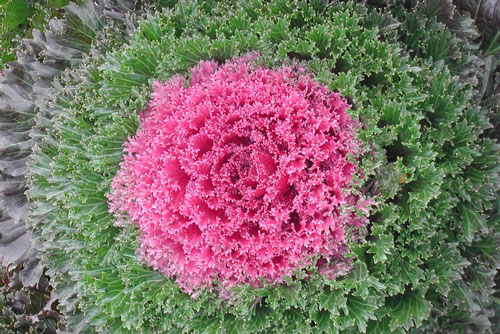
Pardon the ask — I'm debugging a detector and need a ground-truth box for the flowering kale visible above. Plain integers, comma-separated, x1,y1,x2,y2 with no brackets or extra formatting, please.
108,56,363,292
17,1,499,333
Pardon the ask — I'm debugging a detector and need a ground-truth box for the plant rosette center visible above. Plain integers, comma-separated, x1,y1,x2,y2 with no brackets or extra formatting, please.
108,55,366,293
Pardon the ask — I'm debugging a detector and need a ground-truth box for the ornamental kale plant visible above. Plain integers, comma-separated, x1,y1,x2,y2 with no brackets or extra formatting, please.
108,56,365,292
0,0,496,333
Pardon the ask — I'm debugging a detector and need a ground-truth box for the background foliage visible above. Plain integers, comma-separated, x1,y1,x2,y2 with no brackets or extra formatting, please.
0,265,59,334
0,0,70,67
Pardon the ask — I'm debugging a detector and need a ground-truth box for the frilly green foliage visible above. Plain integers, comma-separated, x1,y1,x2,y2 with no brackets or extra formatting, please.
376,2,500,331
23,0,500,333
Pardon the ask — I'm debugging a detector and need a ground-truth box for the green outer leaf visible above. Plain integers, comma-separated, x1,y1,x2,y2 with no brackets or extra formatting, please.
389,290,431,331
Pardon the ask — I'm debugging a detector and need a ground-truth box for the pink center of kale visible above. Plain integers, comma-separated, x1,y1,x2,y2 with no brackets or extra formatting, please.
108,55,362,292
